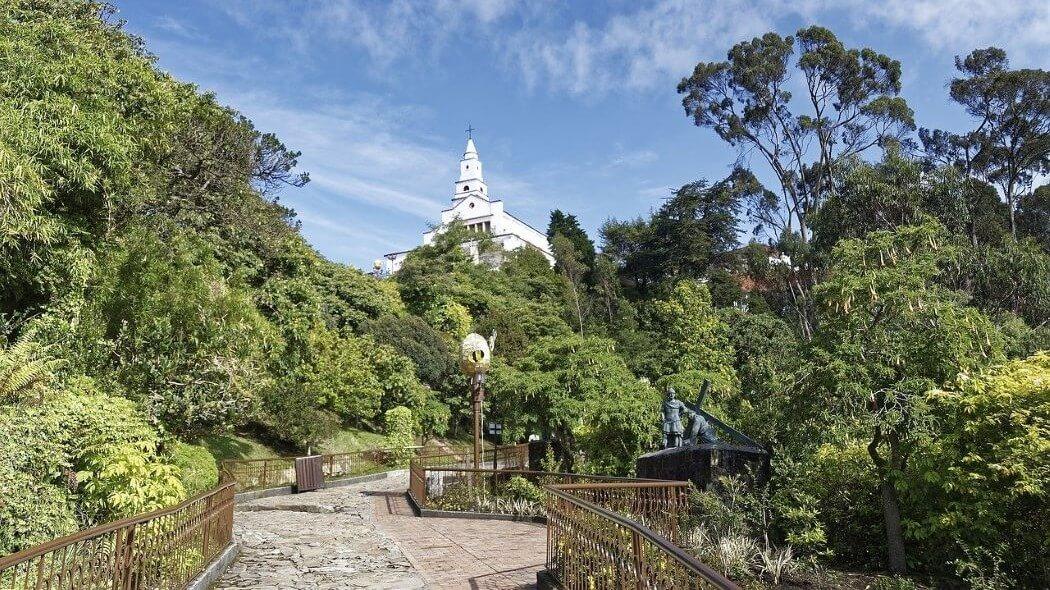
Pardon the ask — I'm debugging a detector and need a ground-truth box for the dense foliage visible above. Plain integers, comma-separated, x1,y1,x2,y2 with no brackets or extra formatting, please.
0,4,1046,587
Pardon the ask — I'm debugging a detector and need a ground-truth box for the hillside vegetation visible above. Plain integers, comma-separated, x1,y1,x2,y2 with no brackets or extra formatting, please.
1,2,1047,588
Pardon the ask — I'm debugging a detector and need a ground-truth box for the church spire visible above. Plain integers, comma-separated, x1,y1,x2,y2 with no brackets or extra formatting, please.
454,131,487,201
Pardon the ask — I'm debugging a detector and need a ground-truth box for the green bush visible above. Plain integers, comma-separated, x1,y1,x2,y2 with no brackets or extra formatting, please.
0,466,76,555
910,352,1050,586
505,476,543,504
384,405,415,465
172,442,219,496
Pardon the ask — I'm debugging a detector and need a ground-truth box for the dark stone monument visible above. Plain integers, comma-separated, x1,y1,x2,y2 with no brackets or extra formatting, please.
638,381,769,489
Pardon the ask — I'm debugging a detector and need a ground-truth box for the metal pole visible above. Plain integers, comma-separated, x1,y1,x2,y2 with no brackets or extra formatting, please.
472,374,482,470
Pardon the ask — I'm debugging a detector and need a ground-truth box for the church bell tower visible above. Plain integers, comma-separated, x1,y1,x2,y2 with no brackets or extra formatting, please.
454,134,488,201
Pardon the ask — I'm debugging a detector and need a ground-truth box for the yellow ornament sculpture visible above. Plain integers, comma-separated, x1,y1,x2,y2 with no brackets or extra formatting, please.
459,332,495,375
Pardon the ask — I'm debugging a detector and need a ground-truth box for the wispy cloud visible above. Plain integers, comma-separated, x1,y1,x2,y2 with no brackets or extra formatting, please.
214,0,1047,97
610,148,659,168
789,0,1050,65
153,15,199,39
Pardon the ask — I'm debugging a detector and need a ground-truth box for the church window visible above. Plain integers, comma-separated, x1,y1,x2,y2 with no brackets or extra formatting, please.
469,202,475,208
464,185,469,191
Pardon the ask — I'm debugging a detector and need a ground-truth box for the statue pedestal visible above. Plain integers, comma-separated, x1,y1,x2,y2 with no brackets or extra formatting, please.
636,443,769,489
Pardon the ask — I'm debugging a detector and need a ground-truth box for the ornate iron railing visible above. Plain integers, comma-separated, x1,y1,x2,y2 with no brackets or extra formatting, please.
545,481,739,590
409,443,529,470
409,466,644,514
219,456,297,491
0,483,235,589
409,444,531,513
220,446,428,492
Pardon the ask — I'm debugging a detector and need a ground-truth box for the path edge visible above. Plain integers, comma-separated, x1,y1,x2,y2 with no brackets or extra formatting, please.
186,542,239,590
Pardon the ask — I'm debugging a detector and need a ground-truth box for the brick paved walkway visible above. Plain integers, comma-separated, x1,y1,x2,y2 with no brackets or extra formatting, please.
372,490,547,589
214,472,546,589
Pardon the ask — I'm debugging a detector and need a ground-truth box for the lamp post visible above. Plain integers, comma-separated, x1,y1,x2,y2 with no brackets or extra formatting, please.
487,421,503,470
460,332,495,469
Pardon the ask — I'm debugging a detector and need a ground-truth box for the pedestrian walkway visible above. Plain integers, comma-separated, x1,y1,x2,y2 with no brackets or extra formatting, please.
212,471,546,589
373,490,546,589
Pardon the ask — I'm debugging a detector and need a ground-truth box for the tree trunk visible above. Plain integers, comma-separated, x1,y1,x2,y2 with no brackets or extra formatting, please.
869,425,908,574
879,477,907,574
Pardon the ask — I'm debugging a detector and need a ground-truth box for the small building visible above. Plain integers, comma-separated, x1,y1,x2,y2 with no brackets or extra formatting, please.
378,137,554,275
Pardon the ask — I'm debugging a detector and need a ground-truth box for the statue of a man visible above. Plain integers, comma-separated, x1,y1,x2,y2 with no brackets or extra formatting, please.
661,387,695,448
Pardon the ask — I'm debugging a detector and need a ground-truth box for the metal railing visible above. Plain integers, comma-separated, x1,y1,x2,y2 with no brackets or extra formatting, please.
0,483,235,589
220,446,428,492
220,444,526,493
408,466,651,515
409,444,530,511
410,443,529,470
545,481,739,590
219,456,297,491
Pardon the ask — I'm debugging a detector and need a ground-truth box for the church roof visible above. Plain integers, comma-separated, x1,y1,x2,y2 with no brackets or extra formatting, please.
464,138,478,158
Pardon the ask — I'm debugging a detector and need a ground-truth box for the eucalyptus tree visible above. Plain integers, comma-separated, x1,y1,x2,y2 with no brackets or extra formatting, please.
677,26,915,245
945,48,1049,236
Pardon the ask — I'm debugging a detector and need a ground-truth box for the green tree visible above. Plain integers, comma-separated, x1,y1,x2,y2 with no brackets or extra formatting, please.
813,221,1004,573
644,281,737,398
947,48,1049,236
678,26,914,244
36,229,268,436
551,234,590,334
1017,184,1049,250
489,335,659,475
547,210,596,269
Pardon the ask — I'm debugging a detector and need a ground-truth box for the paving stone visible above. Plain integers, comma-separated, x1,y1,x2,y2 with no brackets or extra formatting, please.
212,471,545,589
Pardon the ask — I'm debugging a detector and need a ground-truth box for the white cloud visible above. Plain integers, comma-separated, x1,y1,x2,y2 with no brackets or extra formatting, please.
789,0,1050,66
205,0,1048,98
610,148,659,168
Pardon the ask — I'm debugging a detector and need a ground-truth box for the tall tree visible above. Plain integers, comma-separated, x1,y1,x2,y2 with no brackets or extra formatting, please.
677,26,914,244
550,234,590,334
547,210,596,269
946,48,1049,236
600,170,750,293
1017,184,1049,251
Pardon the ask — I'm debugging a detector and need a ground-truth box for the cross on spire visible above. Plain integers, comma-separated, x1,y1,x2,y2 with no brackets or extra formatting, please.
465,123,475,140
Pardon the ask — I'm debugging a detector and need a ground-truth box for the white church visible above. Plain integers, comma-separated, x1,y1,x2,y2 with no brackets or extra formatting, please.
378,136,554,275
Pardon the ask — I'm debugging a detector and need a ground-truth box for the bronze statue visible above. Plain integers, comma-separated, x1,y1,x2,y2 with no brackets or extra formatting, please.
661,387,693,448
661,382,719,449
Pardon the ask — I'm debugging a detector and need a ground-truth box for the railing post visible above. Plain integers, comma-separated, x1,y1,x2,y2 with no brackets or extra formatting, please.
201,492,215,559
632,530,644,590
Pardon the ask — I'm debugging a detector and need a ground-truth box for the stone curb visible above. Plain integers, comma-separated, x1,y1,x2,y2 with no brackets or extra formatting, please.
405,490,546,523
186,542,239,590
234,470,403,504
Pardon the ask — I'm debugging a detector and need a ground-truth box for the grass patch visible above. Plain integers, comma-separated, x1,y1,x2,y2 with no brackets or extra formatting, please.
316,426,389,454
199,433,284,462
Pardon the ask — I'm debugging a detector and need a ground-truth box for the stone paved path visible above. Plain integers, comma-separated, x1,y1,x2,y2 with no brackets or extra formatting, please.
373,489,546,589
212,472,546,589
212,473,425,589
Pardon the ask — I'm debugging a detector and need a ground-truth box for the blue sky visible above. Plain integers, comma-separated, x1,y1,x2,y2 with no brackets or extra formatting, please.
114,1,1049,269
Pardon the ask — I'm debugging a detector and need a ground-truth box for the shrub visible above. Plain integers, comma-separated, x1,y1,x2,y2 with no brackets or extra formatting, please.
910,352,1050,586
78,440,186,520
1,379,185,533
384,405,415,465
505,475,544,504
0,466,76,555
172,442,219,496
